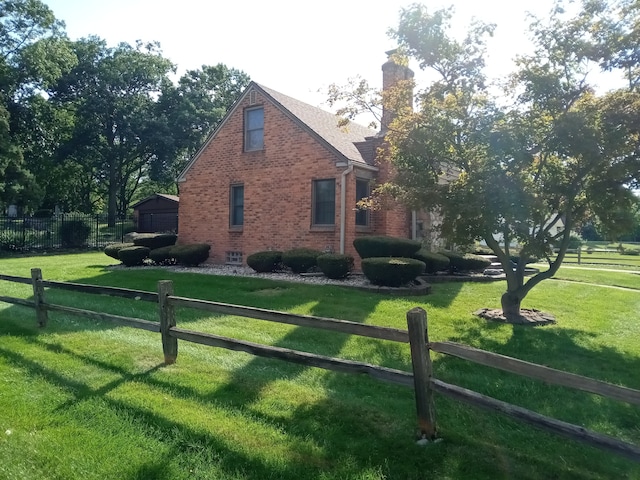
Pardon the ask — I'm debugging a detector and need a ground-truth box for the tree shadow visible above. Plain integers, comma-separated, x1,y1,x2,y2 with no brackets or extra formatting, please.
429,320,640,476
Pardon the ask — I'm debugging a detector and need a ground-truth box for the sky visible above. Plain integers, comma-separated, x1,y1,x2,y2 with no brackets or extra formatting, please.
43,0,564,112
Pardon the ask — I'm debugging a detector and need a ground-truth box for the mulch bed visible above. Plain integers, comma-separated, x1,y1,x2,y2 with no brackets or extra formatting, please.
474,308,556,326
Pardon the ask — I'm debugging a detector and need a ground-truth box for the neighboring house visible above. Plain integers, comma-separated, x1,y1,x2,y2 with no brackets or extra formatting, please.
132,193,179,233
177,52,434,265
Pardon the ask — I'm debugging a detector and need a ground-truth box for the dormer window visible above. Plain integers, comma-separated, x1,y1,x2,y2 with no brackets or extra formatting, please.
244,107,264,151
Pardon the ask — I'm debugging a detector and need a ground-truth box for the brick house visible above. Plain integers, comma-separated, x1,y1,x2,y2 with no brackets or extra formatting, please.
177,53,433,266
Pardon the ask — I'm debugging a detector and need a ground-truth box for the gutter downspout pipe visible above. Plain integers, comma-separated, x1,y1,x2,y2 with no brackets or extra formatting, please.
340,162,354,254
411,210,417,240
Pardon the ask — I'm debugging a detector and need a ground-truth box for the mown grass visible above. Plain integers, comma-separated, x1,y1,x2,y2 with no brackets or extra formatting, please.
0,252,639,479
545,265,640,290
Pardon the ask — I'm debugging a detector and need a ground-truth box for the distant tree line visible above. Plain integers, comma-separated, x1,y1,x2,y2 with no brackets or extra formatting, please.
0,0,250,225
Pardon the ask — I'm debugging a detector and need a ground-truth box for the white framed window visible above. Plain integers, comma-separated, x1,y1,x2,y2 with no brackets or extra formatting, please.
312,179,336,225
244,107,264,151
355,178,370,227
230,184,244,227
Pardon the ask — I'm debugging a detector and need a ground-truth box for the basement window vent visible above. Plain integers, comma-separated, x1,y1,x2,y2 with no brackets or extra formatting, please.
226,251,243,265
249,90,257,105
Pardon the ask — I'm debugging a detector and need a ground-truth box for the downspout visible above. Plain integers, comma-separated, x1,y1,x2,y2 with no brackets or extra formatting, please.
412,210,417,240
340,162,354,254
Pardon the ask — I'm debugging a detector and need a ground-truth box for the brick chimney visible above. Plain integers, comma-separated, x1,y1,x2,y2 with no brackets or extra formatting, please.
380,49,414,135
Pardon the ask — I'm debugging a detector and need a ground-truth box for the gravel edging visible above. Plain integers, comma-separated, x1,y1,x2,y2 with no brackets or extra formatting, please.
109,263,433,294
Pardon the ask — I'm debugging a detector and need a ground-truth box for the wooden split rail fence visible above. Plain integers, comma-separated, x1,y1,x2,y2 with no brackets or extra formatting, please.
0,268,639,462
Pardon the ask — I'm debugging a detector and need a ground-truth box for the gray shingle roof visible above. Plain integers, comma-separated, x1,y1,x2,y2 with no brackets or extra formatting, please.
257,83,378,166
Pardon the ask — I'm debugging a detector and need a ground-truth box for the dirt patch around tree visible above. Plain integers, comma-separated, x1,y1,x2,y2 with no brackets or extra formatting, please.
474,308,556,326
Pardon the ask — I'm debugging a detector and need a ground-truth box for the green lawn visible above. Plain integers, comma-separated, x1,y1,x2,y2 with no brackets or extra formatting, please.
0,252,639,479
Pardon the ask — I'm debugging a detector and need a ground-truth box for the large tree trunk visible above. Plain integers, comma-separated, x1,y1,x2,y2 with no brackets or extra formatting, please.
108,162,118,227
501,290,523,321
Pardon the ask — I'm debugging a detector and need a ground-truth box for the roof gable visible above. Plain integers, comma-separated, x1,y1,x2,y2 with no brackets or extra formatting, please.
177,82,378,182
132,193,179,209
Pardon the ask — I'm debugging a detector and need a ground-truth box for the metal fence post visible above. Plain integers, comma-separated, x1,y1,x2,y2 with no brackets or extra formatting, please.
407,307,437,441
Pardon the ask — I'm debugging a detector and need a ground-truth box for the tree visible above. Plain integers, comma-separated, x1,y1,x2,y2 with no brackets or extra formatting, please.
50,37,250,222
50,37,175,224
0,0,74,212
332,2,640,321
150,64,250,188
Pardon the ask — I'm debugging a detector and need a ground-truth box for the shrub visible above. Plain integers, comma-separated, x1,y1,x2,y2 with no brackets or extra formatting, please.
104,242,134,260
439,250,491,272
132,233,177,250
149,245,178,265
317,253,354,279
412,249,450,274
510,255,539,265
247,251,283,273
621,249,640,256
568,235,583,250
353,236,422,259
172,243,211,266
361,257,426,287
122,222,136,235
470,245,493,255
118,246,150,267
281,248,323,273
33,209,53,218
59,219,91,248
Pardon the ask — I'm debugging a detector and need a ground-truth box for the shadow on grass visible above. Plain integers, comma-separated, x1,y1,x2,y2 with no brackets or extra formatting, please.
1,296,639,478
429,320,640,476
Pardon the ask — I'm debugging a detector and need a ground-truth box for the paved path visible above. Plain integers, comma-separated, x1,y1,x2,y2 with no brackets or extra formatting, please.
531,264,640,275
529,263,640,292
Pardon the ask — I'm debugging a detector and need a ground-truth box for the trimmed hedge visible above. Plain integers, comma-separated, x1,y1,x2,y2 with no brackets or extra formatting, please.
282,248,323,274
317,253,354,279
361,257,426,287
133,233,177,250
247,251,283,273
118,246,150,267
149,245,178,265
104,242,134,260
439,250,491,272
412,249,450,274
353,236,422,259
172,244,211,266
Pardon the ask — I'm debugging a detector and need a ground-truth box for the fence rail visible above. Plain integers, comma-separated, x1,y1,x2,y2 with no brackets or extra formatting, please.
0,268,639,461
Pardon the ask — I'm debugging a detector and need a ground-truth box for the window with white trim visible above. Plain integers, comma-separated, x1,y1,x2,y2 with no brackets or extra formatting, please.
312,179,335,225
355,178,370,227
244,107,264,151
230,184,244,227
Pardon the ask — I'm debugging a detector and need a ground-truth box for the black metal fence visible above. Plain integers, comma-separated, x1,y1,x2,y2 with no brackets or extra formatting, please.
0,214,133,252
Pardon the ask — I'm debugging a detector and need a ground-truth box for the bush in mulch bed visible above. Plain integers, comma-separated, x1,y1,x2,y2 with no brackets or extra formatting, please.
247,251,283,273
104,242,135,260
317,253,354,279
361,257,426,287
118,246,150,267
281,248,323,274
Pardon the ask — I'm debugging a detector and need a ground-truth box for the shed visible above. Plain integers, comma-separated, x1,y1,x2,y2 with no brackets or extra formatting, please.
132,194,179,233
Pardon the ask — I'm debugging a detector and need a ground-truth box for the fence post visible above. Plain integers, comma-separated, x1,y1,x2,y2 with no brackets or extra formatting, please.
406,307,437,441
31,268,48,327
578,247,582,265
158,280,178,364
